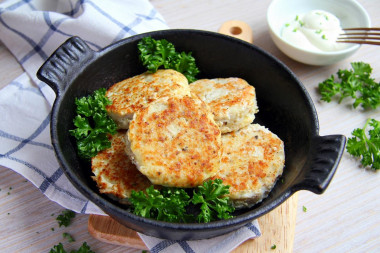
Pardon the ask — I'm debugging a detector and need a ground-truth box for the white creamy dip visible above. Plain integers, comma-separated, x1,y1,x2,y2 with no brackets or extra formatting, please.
281,10,349,52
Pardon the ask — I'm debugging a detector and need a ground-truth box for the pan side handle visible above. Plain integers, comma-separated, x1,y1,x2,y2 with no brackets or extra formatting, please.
37,36,95,96
293,135,346,194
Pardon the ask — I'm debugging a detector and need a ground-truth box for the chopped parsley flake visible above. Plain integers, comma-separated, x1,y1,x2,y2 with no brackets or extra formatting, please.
271,244,277,249
303,206,307,212
49,242,94,253
57,209,76,227
63,232,75,243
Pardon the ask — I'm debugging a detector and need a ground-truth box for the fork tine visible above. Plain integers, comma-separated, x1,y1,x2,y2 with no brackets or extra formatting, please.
343,27,380,31
338,36,380,40
336,40,380,45
337,27,380,45
340,32,380,36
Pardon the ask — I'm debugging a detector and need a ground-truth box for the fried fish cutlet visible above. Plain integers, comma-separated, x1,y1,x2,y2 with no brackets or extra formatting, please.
106,69,191,129
213,124,285,209
125,95,222,188
189,77,259,133
91,131,152,201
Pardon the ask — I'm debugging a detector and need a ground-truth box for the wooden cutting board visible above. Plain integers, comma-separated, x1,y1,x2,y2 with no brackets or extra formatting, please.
88,193,298,252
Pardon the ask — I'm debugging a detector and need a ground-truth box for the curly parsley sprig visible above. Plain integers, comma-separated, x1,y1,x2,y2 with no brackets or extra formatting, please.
137,37,200,83
192,179,235,223
346,118,380,170
129,179,234,223
69,88,117,160
318,62,380,109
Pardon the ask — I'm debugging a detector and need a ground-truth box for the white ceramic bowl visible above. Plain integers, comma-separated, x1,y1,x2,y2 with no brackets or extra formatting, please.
267,0,370,65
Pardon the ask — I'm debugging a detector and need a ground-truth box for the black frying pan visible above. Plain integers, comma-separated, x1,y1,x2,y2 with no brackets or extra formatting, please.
37,29,345,240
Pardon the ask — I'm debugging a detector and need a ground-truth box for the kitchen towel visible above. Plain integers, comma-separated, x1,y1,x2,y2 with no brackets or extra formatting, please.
0,0,261,252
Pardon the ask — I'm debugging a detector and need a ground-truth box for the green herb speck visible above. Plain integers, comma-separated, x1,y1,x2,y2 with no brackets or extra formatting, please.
271,244,277,249
303,206,307,212
63,232,75,243
57,209,76,227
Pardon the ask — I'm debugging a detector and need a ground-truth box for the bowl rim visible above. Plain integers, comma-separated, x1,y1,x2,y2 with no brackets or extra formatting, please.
50,29,320,236
266,0,371,56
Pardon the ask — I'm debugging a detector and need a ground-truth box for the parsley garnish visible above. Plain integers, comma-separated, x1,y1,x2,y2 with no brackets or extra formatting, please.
271,244,277,250
49,242,94,253
192,179,235,223
69,88,117,160
346,118,380,170
137,37,200,83
130,186,191,222
318,62,380,109
130,179,234,223
302,206,307,212
57,210,76,227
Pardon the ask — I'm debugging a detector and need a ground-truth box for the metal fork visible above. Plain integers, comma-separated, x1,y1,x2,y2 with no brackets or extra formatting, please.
337,27,380,45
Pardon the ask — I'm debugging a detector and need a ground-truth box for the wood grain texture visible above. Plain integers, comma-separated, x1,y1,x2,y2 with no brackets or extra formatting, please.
88,215,148,250
232,193,298,253
87,193,298,252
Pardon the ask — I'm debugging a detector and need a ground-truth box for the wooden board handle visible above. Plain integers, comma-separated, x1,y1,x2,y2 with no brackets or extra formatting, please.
218,20,254,43
88,193,298,252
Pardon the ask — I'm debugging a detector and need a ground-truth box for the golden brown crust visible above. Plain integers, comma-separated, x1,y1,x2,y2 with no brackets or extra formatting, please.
212,124,285,208
106,69,191,129
91,131,152,199
126,95,222,188
190,78,258,133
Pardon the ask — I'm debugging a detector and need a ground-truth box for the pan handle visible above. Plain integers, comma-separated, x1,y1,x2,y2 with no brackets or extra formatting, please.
294,135,346,194
37,36,95,96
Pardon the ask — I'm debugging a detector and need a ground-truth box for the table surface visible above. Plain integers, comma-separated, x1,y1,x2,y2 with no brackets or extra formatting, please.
1,0,379,252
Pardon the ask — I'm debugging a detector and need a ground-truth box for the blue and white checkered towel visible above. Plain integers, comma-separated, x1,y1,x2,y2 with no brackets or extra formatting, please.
0,1,261,252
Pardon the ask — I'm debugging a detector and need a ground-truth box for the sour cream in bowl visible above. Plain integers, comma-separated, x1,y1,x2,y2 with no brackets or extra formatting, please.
267,0,370,65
